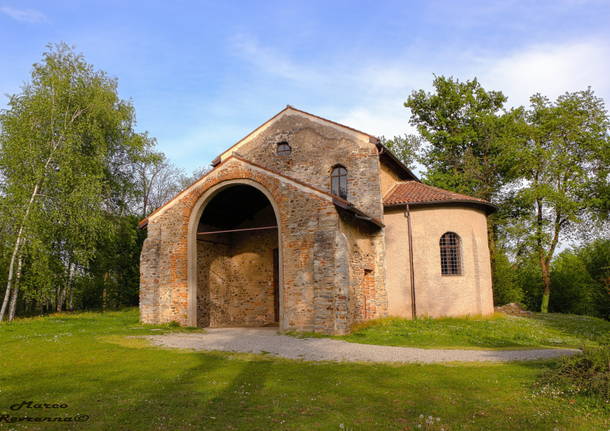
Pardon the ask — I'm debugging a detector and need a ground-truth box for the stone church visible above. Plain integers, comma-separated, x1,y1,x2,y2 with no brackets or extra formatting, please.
139,106,495,335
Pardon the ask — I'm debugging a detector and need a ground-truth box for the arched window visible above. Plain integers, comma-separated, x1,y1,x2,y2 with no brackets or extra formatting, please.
331,165,348,199
276,141,291,156
439,232,462,275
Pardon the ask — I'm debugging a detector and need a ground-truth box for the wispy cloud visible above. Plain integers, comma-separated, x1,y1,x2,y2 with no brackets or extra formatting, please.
348,38,610,134
477,39,610,108
0,6,46,23
231,33,610,139
230,34,326,85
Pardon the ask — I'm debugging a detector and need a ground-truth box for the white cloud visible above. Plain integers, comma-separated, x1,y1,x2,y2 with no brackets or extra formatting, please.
477,39,610,108
334,39,610,140
228,34,610,143
0,6,46,23
231,35,325,85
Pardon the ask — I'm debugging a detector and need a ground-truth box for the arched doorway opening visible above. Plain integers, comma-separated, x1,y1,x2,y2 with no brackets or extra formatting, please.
195,184,280,328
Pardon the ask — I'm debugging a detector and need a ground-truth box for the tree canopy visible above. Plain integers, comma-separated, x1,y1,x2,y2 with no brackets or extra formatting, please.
396,76,610,313
0,44,204,320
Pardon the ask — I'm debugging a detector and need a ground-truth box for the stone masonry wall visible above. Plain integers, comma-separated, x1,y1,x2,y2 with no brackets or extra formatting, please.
197,229,278,327
235,113,384,220
140,113,391,334
140,157,354,334
196,238,230,327
338,213,388,326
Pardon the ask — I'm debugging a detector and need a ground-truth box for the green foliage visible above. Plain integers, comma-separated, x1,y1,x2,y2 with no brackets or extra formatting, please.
514,255,545,312
492,248,523,305
0,309,607,430
508,89,609,311
79,215,145,310
0,43,149,317
550,240,610,319
536,346,610,404
379,134,422,172
405,75,524,201
0,44,214,318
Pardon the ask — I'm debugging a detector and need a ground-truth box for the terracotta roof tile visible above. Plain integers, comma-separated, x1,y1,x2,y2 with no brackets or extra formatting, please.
383,181,494,211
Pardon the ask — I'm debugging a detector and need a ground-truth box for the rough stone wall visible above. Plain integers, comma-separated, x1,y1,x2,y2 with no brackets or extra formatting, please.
234,113,384,219
197,203,278,327
139,111,397,334
139,230,161,323
139,157,356,334
384,205,494,318
196,239,230,327
338,213,388,326
196,229,278,327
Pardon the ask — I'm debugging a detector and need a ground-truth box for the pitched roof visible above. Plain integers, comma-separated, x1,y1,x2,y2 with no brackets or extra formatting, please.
139,153,384,229
375,141,419,181
383,181,495,212
216,105,376,164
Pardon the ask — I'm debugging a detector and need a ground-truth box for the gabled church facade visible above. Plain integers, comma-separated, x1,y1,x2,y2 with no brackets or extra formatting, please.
139,106,494,335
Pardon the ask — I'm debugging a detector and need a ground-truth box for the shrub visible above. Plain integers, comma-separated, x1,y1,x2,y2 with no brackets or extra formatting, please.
537,346,610,402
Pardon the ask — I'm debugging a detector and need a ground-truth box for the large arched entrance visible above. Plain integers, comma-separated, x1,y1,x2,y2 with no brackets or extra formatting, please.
191,183,281,328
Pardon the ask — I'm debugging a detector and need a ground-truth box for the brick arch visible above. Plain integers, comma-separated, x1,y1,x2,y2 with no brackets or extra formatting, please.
141,157,351,333
186,178,285,327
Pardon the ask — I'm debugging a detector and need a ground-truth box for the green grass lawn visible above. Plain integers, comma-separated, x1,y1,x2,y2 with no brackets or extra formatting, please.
0,309,607,430
306,313,610,350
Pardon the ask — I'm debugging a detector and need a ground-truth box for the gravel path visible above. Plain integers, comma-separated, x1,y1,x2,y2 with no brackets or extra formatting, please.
146,327,580,363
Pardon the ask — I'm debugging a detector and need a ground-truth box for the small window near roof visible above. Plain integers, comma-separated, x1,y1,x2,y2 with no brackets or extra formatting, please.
331,165,348,199
276,141,291,156
440,232,462,275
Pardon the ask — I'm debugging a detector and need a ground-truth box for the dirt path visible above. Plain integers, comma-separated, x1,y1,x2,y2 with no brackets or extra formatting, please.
146,327,580,363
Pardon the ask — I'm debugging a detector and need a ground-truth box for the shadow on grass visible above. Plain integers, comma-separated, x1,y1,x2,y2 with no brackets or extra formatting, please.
105,352,277,430
0,332,602,431
100,352,587,431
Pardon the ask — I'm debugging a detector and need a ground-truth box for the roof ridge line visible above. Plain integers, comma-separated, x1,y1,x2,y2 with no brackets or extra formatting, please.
140,153,384,228
216,106,378,164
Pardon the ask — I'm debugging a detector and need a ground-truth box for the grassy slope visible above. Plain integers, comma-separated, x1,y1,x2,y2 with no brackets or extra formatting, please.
0,309,607,431
326,313,610,350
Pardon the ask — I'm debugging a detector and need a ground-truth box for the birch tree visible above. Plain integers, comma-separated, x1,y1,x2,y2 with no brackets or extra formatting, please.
0,43,145,320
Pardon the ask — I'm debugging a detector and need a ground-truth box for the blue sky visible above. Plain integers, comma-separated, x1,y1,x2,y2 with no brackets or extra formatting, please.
2,0,609,172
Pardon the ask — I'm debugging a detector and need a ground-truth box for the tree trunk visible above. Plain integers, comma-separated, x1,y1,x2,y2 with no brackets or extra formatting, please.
57,287,65,312
1,122,76,321
7,254,23,321
59,262,74,312
8,284,18,321
1,179,43,321
0,282,12,322
540,257,552,313
1,108,82,321
1,233,25,321
68,285,74,311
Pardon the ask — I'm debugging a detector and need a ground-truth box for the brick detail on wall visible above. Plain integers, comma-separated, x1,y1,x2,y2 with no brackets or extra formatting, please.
139,154,384,334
